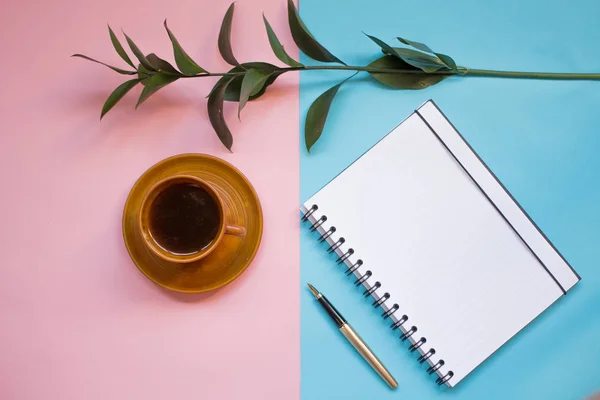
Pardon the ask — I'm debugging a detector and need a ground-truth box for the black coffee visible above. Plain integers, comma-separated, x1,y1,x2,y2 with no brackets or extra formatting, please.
149,183,221,255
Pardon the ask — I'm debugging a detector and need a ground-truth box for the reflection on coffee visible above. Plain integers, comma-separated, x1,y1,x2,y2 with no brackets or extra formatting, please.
149,183,220,255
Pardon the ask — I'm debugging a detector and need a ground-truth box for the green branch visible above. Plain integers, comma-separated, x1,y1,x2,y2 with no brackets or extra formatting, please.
75,1,600,152
185,66,600,81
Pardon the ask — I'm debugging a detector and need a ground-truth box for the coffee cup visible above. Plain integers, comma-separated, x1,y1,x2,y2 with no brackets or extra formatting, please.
138,174,246,263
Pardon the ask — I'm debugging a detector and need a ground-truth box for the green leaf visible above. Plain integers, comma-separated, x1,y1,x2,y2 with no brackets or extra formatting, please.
397,37,434,54
101,78,141,119
367,55,449,90
137,63,153,85
164,20,207,75
249,71,281,99
207,76,236,151
135,74,179,109
108,25,135,68
238,68,273,118
263,15,303,67
434,53,457,70
218,3,240,66
305,74,355,152
230,70,282,102
287,0,344,64
363,35,418,71
71,54,137,75
364,33,402,59
395,37,458,71
146,53,181,75
209,62,279,101
122,32,156,71
391,47,448,72
364,34,447,73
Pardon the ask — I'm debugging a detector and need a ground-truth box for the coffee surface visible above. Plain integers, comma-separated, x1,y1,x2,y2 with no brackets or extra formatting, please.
149,183,220,254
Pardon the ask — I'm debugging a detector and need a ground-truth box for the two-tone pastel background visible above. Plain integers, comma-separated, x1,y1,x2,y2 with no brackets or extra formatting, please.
1,0,599,399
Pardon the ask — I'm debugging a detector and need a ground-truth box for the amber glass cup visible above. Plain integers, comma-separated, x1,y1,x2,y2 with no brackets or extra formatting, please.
138,175,246,264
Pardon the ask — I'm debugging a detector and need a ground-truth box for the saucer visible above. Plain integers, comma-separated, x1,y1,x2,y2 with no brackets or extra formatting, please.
122,154,263,293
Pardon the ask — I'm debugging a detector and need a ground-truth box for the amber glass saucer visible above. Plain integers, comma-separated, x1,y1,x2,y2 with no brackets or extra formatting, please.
122,154,263,293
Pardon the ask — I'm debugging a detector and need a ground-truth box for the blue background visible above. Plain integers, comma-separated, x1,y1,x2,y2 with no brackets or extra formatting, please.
299,0,600,399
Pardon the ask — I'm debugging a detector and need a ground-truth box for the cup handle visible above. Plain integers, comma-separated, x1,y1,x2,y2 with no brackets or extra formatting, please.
225,224,246,237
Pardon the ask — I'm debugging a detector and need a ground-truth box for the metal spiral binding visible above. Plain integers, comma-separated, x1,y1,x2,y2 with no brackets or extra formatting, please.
302,203,454,387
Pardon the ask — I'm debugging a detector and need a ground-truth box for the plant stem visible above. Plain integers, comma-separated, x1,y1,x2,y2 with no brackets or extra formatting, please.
286,65,456,75
296,65,600,80
180,72,247,78
181,65,600,81
462,68,600,80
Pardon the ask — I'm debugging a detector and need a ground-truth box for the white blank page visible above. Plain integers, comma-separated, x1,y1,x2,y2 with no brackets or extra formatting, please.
302,101,579,386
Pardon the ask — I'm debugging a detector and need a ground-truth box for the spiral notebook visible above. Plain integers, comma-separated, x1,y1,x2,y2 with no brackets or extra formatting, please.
300,100,580,387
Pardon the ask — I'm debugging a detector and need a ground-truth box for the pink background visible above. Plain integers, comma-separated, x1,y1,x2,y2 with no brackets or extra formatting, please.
0,0,299,398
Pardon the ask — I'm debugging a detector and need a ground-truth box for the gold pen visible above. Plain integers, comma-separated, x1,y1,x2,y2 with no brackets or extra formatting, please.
307,283,398,389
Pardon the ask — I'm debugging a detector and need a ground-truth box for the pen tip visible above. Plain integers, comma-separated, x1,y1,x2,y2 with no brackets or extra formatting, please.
307,283,319,297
